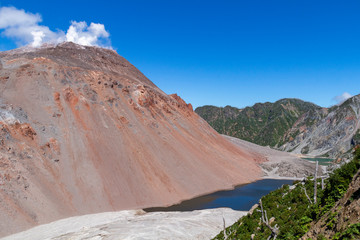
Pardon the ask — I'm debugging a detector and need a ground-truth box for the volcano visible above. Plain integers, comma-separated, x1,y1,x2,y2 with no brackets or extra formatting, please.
0,42,262,236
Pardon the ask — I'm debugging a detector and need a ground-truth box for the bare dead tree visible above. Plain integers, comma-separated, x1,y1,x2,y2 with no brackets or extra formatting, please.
222,217,228,240
222,216,235,240
260,199,265,223
259,199,279,240
313,161,318,204
302,186,313,205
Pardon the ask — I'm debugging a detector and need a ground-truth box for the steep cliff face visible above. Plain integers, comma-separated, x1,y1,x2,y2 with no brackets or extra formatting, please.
196,96,360,158
0,42,262,237
281,95,360,158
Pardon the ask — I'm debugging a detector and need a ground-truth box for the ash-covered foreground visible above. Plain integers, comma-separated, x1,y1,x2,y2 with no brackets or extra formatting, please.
2,208,247,240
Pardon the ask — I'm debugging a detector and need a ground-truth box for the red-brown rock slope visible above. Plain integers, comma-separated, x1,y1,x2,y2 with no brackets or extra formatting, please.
0,42,262,237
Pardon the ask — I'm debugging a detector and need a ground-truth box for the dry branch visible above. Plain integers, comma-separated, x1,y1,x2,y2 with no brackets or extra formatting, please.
222,217,228,239
259,199,279,240
302,186,313,205
313,160,318,203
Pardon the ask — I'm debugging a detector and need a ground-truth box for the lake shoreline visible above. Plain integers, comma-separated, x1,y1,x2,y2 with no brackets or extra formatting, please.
145,178,294,212
261,176,303,180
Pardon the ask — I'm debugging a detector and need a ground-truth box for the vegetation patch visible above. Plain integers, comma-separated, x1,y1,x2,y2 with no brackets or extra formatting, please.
213,148,360,239
333,223,360,239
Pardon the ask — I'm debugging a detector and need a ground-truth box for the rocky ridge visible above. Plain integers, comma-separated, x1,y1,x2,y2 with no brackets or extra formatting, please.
281,95,360,158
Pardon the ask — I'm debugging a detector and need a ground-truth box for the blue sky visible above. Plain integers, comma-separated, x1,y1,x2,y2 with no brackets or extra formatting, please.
0,1,359,109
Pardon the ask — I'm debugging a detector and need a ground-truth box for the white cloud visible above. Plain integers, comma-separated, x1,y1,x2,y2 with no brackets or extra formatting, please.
0,6,111,48
333,92,352,105
65,21,110,46
31,30,45,47
0,6,41,28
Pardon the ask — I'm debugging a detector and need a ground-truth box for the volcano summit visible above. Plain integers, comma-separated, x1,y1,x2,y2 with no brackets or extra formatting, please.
0,42,263,237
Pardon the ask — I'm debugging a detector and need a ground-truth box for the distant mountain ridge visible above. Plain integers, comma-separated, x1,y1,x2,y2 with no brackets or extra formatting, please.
195,96,360,158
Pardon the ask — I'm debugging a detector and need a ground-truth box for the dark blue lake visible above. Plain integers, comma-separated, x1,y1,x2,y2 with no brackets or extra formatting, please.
145,179,293,212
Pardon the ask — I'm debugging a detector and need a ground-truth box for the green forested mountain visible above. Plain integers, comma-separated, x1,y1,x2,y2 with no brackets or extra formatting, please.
196,95,360,158
195,98,324,147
